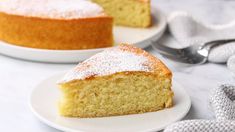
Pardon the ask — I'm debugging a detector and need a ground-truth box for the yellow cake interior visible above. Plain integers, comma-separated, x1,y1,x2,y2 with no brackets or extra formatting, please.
91,0,151,27
59,72,173,118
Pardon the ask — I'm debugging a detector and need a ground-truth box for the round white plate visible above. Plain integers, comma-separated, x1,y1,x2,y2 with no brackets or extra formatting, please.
29,72,191,132
0,8,166,63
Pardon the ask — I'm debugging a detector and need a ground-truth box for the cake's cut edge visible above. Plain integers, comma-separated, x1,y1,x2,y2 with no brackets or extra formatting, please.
59,71,173,118
91,0,151,27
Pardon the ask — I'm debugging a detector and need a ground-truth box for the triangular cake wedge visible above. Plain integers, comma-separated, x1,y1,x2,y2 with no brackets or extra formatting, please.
58,44,173,118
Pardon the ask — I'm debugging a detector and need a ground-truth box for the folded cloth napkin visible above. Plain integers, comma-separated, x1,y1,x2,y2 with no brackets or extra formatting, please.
164,84,235,132
158,11,235,73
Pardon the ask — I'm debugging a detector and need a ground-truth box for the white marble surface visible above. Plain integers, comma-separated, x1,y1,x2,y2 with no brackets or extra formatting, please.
1,0,235,131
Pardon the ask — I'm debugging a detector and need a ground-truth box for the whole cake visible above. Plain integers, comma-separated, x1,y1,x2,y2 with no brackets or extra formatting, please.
0,0,151,50
58,44,173,118
0,0,113,50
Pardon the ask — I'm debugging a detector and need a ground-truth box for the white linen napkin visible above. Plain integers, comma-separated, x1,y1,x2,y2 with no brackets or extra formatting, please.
164,84,235,132
158,11,235,73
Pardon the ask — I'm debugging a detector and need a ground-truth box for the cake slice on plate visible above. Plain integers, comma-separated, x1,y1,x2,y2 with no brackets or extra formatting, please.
58,44,173,118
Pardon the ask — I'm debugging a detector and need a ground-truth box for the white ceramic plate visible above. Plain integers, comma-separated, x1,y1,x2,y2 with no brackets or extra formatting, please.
0,8,166,63
29,72,191,132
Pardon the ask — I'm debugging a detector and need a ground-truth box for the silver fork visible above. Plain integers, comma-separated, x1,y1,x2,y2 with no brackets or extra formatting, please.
151,39,235,64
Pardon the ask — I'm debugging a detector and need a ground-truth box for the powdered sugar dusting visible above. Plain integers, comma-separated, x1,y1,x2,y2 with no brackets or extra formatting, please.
59,46,154,83
0,0,104,19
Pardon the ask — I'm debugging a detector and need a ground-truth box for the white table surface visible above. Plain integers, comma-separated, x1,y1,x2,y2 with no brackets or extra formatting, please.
1,0,235,131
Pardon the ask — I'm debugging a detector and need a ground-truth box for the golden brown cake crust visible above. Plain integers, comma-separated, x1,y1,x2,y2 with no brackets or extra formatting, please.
118,44,172,77
59,44,172,83
137,0,150,3
0,12,113,50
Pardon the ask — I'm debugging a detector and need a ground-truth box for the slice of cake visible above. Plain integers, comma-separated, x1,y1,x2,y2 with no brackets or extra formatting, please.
0,0,113,50
92,0,152,27
58,44,173,118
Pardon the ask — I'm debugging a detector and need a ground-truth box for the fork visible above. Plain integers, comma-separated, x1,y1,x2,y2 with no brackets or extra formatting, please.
151,39,235,64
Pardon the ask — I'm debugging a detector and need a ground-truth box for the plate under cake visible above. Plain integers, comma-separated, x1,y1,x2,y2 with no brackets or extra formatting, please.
0,0,113,50
58,44,174,118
